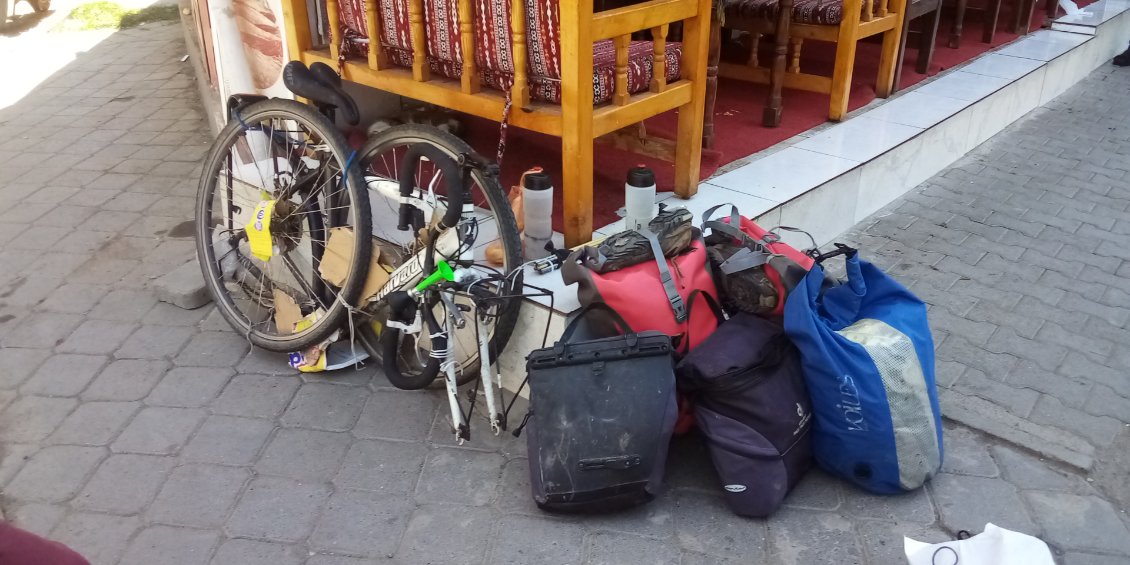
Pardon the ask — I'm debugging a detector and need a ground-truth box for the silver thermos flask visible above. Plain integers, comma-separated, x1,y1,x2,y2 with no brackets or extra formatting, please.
522,170,554,260
624,165,657,231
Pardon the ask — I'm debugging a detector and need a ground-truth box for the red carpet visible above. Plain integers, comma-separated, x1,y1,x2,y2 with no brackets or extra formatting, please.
454,5,1068,231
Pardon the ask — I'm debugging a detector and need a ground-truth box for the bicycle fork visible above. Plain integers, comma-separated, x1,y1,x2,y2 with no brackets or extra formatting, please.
477,311,504,436
437,292,469,444
437,290,505,444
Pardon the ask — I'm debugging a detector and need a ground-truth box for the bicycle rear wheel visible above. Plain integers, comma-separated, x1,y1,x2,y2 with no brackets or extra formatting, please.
195,98,372,352
355,124,522,388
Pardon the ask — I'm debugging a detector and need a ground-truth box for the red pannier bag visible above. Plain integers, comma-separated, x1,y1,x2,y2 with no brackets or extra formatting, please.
701,204,816,318
562,228,722,356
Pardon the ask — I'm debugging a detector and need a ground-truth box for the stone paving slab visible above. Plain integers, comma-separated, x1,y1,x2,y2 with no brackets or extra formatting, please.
0,20,1128,565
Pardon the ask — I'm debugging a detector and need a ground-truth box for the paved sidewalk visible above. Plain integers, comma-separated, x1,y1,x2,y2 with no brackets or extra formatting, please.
838,66,1130,475
0,21,1128,565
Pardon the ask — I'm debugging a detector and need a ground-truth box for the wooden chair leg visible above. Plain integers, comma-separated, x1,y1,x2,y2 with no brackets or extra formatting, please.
893,9,914,93
982,0,1002,43
876,8,906,98
829,27,860,120
703,18,721,149
763,0,791,127
675,0,710,199
1013,0,1035,33
559,0,594,246
1045,0,1057,20
917,5,941,74
949,0,968,48
561,132,594,246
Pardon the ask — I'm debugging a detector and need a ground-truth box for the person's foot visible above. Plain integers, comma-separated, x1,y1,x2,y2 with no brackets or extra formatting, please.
1114,46,1130,66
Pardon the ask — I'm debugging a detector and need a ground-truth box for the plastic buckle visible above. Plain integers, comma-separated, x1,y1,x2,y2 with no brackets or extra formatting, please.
670,293,688,323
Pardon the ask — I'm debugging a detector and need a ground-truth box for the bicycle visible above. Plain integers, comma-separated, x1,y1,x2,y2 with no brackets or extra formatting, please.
196,61,525,441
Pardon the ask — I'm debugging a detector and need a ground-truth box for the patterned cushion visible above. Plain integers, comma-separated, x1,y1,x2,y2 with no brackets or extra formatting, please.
331,0,681,104
722,0,845,26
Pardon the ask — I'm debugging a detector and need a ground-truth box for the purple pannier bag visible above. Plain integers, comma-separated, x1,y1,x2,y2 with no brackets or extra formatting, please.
676,313,813,517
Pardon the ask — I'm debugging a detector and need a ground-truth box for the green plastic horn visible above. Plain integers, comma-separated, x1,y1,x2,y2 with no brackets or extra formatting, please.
414,260,455,292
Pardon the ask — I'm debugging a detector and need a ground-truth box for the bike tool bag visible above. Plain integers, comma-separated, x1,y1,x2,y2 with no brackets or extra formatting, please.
523,303,677,513
676,313,813,517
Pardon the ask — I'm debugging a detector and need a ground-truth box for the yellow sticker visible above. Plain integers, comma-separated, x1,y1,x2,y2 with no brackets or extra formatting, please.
247,200,276,262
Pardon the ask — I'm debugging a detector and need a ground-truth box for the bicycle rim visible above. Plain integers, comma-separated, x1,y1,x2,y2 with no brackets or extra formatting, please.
195,99,371,352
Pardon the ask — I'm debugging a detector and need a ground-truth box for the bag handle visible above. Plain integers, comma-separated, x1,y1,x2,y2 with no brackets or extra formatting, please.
702,203,778,254
800,244,866,326
807,243,857,264
769,226,819,252
702,203,742,230
557,302,635,346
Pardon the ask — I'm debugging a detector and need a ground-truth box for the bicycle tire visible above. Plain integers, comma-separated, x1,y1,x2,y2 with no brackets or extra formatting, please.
195,98,372,352
354,124,522,389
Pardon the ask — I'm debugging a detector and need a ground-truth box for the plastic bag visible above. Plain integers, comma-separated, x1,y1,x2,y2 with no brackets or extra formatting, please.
904,523,1055,565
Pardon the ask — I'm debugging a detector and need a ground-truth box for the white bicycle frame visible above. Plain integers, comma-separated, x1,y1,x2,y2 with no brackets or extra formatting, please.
364,176,505,443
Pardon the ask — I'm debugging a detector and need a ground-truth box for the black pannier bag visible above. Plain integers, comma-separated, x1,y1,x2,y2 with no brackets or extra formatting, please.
524,304,678,513
676,313,813,517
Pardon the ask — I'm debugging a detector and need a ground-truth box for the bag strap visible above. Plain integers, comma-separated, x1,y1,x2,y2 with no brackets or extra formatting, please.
689,289,726,325
641,228,688,323
673,289,725,355
557,302,635,346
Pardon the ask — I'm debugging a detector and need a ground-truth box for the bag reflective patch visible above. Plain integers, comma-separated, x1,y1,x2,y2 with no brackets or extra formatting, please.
835,318,940,490
724,484,747,493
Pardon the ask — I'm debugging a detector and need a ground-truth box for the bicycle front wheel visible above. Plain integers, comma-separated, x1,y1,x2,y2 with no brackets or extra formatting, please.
195,98,372,352
355,125,522,388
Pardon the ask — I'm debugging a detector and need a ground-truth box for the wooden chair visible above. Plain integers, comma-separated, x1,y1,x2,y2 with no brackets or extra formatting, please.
1011,0,1043,33
948,0,1033,47
282,0,713,246
715,0,908,122
703,0,793,136
893,0,942,91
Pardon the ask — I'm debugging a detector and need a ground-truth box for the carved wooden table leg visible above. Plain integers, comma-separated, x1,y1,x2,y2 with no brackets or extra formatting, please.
918,0,941,73
763,0,791,126
703,15,721,149
982,0,1002,42
949,0,967,48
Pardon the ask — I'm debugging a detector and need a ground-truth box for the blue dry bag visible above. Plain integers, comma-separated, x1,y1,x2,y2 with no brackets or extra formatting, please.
783,245,943,494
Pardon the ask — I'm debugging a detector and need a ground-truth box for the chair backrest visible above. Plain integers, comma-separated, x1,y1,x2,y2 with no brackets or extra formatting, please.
332,0,566,82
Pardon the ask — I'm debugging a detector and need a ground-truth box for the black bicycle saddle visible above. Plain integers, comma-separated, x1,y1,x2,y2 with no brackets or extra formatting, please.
282,61,361,125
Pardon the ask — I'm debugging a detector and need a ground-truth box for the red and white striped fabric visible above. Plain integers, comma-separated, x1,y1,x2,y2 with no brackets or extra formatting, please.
330,0,681,104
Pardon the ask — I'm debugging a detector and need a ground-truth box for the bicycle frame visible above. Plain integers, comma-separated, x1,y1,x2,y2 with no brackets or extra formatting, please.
364,176,473,302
